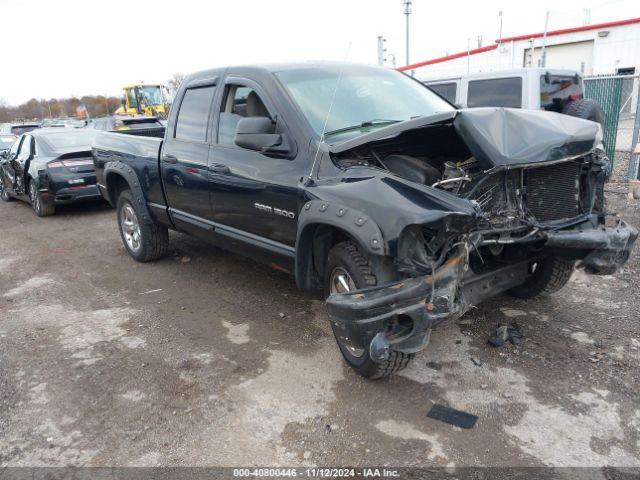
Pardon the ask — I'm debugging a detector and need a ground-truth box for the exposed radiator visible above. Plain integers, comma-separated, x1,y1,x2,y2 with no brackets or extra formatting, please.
525,162,582,222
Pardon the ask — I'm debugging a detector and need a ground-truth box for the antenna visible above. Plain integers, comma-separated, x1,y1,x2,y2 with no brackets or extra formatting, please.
304,43,351,187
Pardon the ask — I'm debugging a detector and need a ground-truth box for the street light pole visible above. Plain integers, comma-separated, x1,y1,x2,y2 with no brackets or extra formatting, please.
403,0,412,66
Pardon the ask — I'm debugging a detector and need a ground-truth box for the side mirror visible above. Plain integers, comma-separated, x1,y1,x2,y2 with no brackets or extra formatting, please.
0,151,7,160
235,117,282,152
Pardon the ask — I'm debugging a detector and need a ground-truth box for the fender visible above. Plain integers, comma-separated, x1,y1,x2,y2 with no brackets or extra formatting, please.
104,161,154,225
295,199,386,290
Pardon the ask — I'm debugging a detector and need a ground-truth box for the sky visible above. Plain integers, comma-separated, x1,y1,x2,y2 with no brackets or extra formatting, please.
1,0,638,106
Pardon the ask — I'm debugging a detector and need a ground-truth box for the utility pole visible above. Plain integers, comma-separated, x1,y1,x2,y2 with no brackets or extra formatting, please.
540,11,550,67
377,36,387,66
497,10,503,49
402,0,412,66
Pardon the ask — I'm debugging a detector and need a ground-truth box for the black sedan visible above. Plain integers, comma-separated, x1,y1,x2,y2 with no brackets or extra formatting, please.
0,129,103,216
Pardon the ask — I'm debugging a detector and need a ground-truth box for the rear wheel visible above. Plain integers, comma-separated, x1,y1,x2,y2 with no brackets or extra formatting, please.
507,256,575,299
28,179,55,217
324,241,414,379
117,189,168,262
563,98,604,127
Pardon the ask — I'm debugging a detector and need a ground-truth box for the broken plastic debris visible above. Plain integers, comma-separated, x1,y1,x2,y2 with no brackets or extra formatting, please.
427,404,478,429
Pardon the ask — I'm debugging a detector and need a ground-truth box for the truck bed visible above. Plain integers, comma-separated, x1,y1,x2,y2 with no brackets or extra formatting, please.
92,131,165,211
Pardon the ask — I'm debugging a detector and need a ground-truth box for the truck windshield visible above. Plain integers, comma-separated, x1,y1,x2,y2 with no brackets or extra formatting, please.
275,66,453,138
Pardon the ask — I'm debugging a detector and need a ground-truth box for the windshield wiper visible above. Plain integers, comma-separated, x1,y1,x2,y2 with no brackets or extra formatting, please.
324,119,400,137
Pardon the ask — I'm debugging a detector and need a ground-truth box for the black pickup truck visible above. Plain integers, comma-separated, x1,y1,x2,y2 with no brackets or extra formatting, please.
92,63,637,379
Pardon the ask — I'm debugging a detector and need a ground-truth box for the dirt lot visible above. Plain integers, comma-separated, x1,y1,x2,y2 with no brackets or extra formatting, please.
0,181,639,470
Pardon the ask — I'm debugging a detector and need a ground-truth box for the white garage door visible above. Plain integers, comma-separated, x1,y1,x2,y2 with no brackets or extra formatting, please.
523,40,594,74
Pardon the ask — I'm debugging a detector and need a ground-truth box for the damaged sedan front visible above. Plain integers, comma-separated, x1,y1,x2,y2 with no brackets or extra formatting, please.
283,65,638,378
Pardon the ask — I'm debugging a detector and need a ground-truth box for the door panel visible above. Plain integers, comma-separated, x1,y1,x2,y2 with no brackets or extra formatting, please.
13,135,33,193
208,80,300,247
161,84,217,236
207,145,300,246
0,136,22,193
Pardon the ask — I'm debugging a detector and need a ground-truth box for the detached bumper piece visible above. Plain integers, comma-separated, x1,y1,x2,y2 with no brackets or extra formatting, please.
326,249,530,363
545,221,638,275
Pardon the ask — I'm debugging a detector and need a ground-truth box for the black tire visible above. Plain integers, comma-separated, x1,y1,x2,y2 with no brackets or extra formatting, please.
0,181,12,202
563,98,604,127
324,241,414,379
507,256,575,299
116,189,168,262
28,178,55,217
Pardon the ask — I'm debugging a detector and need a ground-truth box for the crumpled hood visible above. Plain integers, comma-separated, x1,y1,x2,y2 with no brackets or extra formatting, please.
453,108,600,168
329,107,599,169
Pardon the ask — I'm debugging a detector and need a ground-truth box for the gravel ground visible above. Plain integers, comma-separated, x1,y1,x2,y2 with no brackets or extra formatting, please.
0,178,638,470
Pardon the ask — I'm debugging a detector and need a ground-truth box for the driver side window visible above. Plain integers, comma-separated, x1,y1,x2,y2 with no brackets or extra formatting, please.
17,135,32,160
218,85,271,146
8,136,23,159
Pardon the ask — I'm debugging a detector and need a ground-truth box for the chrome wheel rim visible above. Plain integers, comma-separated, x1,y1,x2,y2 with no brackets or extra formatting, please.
29,182,40,213
329,267,365,357
0,182,7,200
120,203,142,253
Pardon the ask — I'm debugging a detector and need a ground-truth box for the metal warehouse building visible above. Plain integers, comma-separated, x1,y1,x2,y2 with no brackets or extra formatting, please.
406,17,640,77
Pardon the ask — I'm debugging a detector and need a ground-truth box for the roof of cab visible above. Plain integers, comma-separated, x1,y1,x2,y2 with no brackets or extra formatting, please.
184,62,390,82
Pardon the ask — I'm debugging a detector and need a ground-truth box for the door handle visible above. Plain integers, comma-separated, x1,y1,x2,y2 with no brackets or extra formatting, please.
163,154,178,164
209,163,230,174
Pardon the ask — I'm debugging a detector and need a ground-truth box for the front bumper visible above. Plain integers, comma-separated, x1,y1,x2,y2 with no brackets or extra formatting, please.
326,222,637,362
545,220,638,274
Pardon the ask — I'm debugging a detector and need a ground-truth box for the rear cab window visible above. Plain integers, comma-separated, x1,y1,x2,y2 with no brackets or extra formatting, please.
174,86,216,142
427,82,457,104
540,74,582,113
467,77,523,108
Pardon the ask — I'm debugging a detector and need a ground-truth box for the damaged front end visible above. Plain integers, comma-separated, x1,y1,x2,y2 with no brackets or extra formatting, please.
326,243,532,361
324,108,638,362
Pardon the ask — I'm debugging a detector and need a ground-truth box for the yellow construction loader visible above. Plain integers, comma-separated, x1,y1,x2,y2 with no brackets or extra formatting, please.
115,84,170,119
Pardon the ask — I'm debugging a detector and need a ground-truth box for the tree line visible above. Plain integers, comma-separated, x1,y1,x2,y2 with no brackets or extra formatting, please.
0,96,124,123
1,73,186,124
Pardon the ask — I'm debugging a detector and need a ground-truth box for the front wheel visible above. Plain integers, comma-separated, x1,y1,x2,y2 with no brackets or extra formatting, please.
28,179,55,217
324,241,414,379
507,256,575,299
116,189,168,262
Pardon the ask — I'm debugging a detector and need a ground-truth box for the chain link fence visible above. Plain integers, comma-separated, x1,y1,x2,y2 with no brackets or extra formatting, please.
584,74,640,181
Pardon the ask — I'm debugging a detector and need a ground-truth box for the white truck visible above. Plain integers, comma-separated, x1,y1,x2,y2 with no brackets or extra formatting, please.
422,68,604,125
